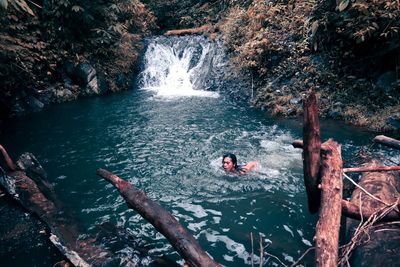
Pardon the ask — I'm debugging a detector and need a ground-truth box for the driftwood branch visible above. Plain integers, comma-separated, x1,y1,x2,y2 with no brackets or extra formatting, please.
343,166,400,173
164,25,210,36
96,168,220,267
342,200,400,222
373,135,400,149
302,92,321,214
315,139,343,267
0,144,17,171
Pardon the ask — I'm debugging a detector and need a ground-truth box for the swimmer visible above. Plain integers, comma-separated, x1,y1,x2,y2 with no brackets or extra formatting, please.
222,153,259,174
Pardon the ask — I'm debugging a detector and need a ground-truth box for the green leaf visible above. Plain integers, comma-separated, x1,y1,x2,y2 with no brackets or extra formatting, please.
311,21,319,37
71,5,84,12
338,0,350,12
0,0,8,10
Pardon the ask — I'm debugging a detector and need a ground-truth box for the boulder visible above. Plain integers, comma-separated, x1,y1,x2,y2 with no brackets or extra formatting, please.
387,113,400,129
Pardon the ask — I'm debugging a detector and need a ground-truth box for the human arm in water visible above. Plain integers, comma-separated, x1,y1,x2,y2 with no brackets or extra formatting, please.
238,161,259,174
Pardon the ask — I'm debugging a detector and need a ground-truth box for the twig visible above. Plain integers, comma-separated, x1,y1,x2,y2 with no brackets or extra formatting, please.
259,233,263,267
338,198,399,266
251,232,254,267
264,251,287,267
290,247,314,267
342,172,392,206
374,228,400,233
27,0,42,9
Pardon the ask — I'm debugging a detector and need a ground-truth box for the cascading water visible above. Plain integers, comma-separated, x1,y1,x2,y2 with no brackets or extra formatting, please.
139,36,225,98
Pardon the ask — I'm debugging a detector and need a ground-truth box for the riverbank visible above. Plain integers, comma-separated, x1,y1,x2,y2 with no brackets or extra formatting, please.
214,0,400,132
1,0,399,133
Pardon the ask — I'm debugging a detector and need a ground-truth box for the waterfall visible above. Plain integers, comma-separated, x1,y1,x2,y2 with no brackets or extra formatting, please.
139,35,226,98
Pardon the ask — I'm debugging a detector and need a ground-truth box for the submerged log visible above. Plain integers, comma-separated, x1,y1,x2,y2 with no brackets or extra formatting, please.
315,139,343,267
164,25,210,36
0,147,123,267
97,168,220,267
373,135,400,149
345,160,400,266
302,92,322,214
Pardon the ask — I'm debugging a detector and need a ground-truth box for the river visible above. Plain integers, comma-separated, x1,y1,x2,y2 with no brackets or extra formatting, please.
1,36,396,266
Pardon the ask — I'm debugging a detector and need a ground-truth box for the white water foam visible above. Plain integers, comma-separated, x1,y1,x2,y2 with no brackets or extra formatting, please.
139,36,224,98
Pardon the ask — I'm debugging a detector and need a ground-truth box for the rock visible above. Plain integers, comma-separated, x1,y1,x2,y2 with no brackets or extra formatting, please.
116,73,128,88
37,87,55,105
97,73,109,95
83,76,99,96
26,96,44,112
387,113,400,129
290,97,302,105
376,71,397,93
72,63,109,96
53,88,76,102
329,109,342,119
74,63,97,86
63,61,75,78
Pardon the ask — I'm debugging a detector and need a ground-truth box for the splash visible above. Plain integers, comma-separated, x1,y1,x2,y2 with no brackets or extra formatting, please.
139,36,225,98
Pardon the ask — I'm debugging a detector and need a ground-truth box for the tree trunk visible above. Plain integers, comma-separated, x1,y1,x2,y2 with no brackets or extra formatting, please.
315,139,343,267
97,168,220,267
302,91,321,214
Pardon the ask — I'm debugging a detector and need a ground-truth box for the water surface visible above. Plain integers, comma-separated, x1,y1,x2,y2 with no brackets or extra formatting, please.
1,36,396,266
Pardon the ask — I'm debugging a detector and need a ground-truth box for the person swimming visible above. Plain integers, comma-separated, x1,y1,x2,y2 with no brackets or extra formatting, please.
222,153,258,174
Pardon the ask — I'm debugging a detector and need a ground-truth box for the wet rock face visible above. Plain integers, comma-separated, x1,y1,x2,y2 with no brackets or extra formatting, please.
67,62,109,96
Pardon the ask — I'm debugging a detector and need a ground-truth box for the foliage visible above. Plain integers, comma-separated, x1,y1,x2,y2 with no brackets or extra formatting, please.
0,0,35,15
219,0,314,77
141,0,252,32
312,0,400,77
0,0,156,116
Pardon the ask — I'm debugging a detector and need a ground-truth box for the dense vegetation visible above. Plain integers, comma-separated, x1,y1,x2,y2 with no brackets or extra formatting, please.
0,0,156,116
1,0,399,131
216,0,399,130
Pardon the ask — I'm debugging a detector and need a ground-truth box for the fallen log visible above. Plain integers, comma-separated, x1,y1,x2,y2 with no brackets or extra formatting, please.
373,135,400,149
302,91,322,214
0,147,125,267
344,160,400,266
315,139,343,267
164,25,210,36
97,168,220,267
341,199,400,222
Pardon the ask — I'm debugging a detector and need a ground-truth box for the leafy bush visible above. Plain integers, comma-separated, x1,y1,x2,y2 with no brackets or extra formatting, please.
219,0,314,76
312,0,400,77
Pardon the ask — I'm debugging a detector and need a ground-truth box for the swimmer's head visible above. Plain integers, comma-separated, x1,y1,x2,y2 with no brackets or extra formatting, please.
222,153,237,172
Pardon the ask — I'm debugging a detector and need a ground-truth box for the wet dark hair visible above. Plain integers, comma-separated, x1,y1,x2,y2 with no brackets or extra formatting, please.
222,153,237,168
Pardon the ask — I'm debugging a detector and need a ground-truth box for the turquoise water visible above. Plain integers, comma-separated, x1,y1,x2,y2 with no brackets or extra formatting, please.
0,87,384,266
2,35,396,266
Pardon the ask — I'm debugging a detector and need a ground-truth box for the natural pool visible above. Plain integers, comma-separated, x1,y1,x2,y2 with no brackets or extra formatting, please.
1,36,395,266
